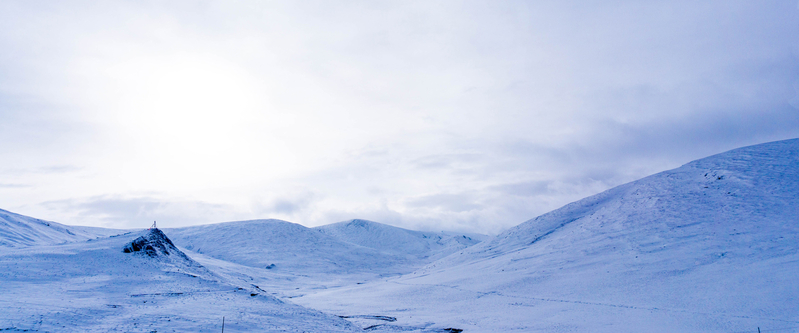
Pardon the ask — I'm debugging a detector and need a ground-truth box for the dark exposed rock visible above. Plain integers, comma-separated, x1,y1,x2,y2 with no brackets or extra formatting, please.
123,228,192,263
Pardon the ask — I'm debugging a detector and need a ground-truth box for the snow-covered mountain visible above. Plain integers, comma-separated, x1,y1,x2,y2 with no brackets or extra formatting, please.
162,218,484,298
0,208,124,247
315,219,483,261
3,138,797,332
296,138,799,332
166,219,455,276
0,227,357,332
0,209,485,331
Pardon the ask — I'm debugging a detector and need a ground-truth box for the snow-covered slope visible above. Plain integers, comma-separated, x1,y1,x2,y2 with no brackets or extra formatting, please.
7,139,796,332
165,219,419,277
296,138,799,332
0,228,357,332
123,228,209,273
166,219,484,282
315,219,482,261
441,137,799,270
0,208,124,247
0,209,487,331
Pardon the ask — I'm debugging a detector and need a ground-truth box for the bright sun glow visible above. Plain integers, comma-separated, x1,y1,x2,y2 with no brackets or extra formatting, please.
95,54,298,189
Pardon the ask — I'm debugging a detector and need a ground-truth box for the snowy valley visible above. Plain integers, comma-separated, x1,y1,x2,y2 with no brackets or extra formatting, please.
1,139,798,332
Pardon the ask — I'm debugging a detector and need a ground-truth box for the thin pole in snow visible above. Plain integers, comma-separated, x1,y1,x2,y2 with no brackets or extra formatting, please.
222,316,225,333
757,327,760,333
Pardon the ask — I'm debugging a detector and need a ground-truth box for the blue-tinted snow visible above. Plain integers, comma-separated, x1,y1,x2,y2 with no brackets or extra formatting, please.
0,228,357,332
2,138,798,332
295,138,799,332
0,208,126,247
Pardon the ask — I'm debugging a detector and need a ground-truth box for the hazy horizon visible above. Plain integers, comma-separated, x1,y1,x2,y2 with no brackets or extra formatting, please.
2,1,798,234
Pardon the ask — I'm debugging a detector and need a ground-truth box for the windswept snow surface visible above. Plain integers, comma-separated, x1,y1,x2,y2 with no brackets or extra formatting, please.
295,139,799,332
0,208,124,247
0,228,357,332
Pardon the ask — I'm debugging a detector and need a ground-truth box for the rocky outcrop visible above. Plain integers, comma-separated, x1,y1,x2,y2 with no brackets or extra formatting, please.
124,228,182,258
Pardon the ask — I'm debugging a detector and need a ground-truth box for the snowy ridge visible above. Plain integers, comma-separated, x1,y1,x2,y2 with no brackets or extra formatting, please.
0,208,124,247
0,210,487,331
315,219,482,260
3,138,797,332
165,218,484,281
436,137,799,267
122,228,210,276
0,227,357,332
166,219,416,276
296,138,799,332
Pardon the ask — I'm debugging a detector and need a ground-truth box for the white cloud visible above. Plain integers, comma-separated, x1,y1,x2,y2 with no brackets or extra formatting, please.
0,1,798,233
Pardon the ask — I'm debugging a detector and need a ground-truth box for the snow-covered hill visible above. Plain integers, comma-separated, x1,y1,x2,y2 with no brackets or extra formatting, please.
4,139,797,332
163,219,485,297
0,227,357,332
296,138,799,332
0,209,486,331
315,219,483,261
0,208,124,247
166,219,415,276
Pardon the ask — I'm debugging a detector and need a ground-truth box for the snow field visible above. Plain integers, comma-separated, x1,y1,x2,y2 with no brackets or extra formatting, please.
2,138,798,332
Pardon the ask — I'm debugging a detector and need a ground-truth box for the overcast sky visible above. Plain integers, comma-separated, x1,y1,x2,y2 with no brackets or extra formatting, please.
1,1,798,234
